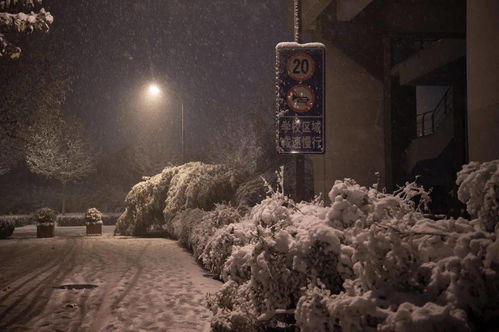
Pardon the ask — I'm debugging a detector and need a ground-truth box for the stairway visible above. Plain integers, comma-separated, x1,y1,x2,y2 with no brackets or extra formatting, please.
406,87,454,173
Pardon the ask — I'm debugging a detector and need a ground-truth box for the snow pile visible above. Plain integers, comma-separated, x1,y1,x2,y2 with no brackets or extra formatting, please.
115,162,238,236
206,161,499,331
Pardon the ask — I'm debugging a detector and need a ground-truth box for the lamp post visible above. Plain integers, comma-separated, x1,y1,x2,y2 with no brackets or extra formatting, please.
145,82,185,163
180,96,184,163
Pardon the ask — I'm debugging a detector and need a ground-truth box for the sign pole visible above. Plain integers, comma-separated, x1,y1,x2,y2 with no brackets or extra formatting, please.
294,0,305,202
275,1,325,202
294,0,302,44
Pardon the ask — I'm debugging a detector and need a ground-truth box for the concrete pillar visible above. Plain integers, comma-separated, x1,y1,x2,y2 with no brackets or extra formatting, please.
467,0,499,161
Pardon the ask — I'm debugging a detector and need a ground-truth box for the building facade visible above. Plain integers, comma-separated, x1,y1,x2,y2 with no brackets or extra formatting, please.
301,0,498,211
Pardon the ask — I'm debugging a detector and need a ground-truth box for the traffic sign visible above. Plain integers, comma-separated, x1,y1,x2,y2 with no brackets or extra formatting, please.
287,53,316,81
276,42,325,154
286,84,315,113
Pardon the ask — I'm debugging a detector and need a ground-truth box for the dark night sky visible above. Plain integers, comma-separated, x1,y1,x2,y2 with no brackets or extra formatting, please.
40,0,292,152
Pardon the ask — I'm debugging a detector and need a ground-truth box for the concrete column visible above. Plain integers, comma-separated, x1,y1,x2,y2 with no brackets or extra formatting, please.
467,0,499,161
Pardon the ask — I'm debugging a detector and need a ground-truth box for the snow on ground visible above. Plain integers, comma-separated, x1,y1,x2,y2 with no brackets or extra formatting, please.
0,225,221,331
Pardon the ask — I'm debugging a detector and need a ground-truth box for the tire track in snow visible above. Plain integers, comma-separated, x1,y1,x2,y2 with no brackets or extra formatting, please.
110,242,149,309
0,242,71,324
0,243,66,298
89,240,150,332
67,240,122,331
0,238,79,327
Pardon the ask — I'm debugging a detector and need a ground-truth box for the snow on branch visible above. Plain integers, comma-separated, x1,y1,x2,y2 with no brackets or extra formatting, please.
25,111,95,184
0,0,53,58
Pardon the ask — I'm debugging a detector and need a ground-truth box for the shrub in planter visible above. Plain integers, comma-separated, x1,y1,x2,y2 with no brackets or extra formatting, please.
85,207,103,235
0,220,15,239
34,207,56,238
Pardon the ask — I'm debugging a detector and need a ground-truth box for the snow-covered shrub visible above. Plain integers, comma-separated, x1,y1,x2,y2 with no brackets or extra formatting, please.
162,162,237,224
202,219,256,278
457,159,499,231
233,172,274,209
294,164,499,331
85,207,102,224
0,215,31,227
190,204,242,261
33,207,56,225
0,220,15,239
170,208,205,249
115,162,238,236
209,176,345,330
207,281,258,332
208,161,499,331
114,166,179,236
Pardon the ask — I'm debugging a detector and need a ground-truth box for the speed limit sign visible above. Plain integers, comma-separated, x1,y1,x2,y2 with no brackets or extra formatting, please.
286,53,316,82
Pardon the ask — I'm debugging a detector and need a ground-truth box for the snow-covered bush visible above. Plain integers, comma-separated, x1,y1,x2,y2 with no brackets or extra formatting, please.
170,208,205,250
202,219,256,278
233,171,275,209
457,159,499,231
33,207,56,225
162,162,238,224
0,215,31,227
208,176,345,330
190,204,242,261
115,168,176,236
115,162,238,236
85,207,102,224
207,160,499,331
0,219,14,239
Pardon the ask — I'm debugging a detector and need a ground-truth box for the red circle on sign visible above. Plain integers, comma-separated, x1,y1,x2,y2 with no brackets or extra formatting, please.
286,53,316,82
286,85,316,113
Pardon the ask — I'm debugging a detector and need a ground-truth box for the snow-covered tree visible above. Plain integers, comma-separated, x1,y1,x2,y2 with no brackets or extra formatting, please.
0,0,53,58
25,110,95,214
209,113,267,176
0,43,70,175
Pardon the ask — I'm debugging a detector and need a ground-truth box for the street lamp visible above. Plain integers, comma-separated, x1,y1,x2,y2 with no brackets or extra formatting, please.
147,83,162,98
144,82,185,164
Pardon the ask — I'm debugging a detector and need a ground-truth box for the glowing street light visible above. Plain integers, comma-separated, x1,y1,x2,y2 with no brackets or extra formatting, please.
147,83,162,98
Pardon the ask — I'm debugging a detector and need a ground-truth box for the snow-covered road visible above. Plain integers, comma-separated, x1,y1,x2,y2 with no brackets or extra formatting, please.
0,226,221,331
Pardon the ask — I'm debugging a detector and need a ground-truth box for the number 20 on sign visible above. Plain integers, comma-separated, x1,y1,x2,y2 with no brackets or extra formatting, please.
276,42,326,154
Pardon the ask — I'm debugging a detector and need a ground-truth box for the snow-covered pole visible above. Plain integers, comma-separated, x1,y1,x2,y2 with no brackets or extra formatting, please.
294,0,306,202
294,0,302,44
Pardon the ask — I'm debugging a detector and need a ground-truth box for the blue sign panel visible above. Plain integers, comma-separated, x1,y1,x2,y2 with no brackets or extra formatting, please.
276,42,325,154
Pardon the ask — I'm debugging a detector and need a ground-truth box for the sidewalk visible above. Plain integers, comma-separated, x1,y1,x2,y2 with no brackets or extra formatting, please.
0,226,221,331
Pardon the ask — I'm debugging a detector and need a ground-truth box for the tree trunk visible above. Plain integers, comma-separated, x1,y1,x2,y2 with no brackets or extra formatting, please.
61,182,66,215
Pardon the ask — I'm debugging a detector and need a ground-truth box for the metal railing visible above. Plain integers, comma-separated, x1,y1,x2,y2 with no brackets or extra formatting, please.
416,87,453,137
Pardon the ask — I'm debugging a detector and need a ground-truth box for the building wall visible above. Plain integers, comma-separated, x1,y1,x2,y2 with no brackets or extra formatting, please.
467,0,499,161
311,44,384,198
